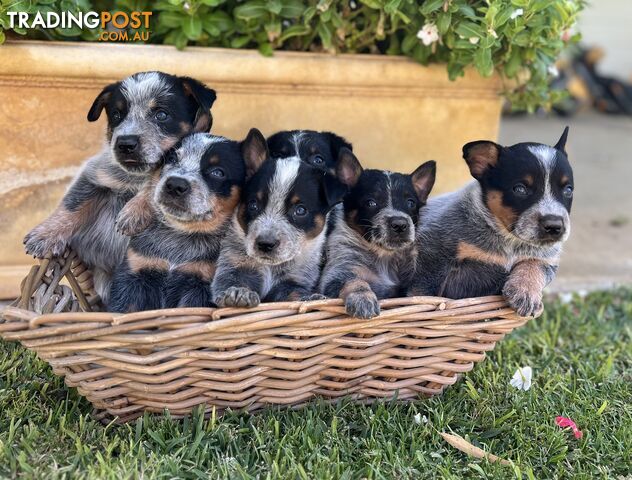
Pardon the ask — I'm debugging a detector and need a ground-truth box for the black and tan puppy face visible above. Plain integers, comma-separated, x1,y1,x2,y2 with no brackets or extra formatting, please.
464,127,574,245
238,156,346,265
337,150,436,250
87,71,217,174
154,133,245,230
266,130,352,174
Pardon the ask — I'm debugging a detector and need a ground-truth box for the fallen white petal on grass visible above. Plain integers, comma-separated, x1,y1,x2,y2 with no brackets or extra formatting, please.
414,413,428,425
440,432,511,466
510,366,533,391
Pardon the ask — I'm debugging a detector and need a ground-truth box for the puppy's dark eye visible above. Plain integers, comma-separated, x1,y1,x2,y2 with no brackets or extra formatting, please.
311,155,324,166
165,150,178,164
155,110,169,122
366,199,377,208
210,168,225,178
513,184,528,196
247,200,259,212
406,198,416,209
111,110,121,122
563,185,573,198
294,204,308,217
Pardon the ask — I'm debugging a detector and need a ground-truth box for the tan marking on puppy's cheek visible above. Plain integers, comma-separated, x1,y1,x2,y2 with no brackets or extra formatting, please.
127,250,169,273
486,190,518,231
179,121,193,136
168,186,241,233
305,213,326,239
345,209,365,237
340,279,372,299
456,241,508,267
212,185,242,227
176,261,216,281
160,136,179,151
237,203,248,232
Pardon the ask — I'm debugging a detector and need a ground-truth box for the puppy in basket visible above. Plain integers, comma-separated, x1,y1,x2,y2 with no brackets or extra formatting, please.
24,72,217,302
319,150,437,319
108,130,266,312
408,128,574,317
211,148,347,308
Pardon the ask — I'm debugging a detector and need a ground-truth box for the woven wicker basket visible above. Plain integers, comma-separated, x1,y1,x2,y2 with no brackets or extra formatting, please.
0,249,531,423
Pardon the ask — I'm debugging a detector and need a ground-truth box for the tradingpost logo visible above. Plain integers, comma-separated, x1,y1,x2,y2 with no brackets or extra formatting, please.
7,10,152,42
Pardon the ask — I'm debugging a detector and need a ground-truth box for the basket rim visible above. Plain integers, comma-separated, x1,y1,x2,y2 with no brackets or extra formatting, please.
2,294,515,322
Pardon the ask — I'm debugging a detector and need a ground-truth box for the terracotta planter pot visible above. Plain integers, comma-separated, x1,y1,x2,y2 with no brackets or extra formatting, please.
0,41,502,299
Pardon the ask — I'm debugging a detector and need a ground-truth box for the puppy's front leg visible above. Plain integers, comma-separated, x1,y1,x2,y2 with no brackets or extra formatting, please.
324,277,380,319
212,265,264,308
503,259,557,317
24,175,100,258
165,261,216,308
116,182,156,236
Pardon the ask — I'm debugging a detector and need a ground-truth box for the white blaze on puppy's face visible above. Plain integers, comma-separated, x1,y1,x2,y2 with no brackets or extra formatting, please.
245,157,305,264
512,145,571,244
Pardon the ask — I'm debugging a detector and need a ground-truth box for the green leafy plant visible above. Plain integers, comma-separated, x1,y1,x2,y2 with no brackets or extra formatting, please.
0,0,585,110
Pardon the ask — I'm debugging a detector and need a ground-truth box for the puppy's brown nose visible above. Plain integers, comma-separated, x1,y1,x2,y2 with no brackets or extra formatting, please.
256,236,279,254
539,215,565,240
116,135,139,155
389,217,409,233
165,177,190,197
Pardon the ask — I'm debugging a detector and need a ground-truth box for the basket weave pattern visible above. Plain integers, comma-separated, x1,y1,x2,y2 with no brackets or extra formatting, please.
0,250,530,423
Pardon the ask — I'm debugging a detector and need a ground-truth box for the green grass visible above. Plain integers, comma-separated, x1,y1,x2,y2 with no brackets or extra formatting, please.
1,289,631,479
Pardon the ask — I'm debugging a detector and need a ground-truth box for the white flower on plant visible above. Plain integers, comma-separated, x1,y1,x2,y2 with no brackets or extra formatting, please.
350,0,357,9
183,1,191,11
414,413,428,425
510,8,524,19
488,28,498,39
510,366,533,391
417,23,440,46
469,37,479,44
548,64,560,77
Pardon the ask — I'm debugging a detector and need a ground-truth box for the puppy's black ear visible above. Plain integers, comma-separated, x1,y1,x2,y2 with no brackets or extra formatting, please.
335,148,363,188
322,173,348,209
323,132,353,158
241,128,269,179
463,140,501,180
180,77,217,132
554,126,570,153
87,82,119,122
411,160,436,203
